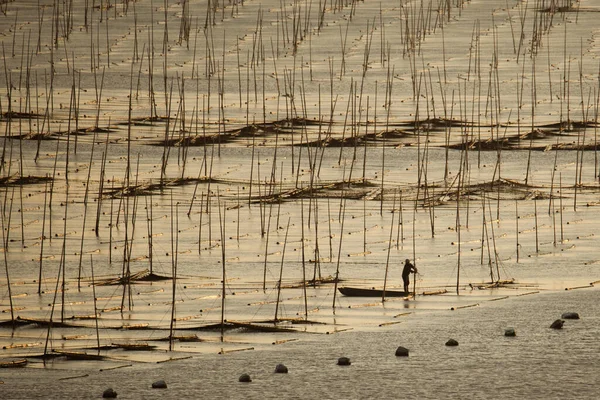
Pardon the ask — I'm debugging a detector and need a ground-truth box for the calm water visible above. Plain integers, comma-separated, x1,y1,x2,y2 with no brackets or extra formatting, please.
2,1,600,398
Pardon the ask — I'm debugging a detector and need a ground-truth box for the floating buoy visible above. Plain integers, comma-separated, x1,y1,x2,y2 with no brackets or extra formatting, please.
337,357,351,366
151,380,167,389
395,346,409,357
274,363,288,373
445,339,459,346
102,388,118,398
550,319,564,329
238,373,252,383
504,328,516,337
561,312,580,320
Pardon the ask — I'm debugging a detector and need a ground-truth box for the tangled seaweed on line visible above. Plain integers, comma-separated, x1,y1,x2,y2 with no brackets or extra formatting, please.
537,120,599,131
157,131,237,147
0,318,36,329
1,111,43,120
539,1,579,14
234,124,263,137
443,124,600,151
397,117,474,133
455,178,556,202
0,175,53,187
514,129,560,141
117,115,170,126
378,129,414,139
445,138,509,151
154,124,271,147
250,178,382,203
13,126,115,141
102,176,225,198
294,134,366,148
272,117,322,127
96,269,171,286
153,119,329,148
398,178,558,206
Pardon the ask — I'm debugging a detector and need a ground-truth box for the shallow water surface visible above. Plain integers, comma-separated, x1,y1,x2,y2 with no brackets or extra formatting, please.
2,0,600,398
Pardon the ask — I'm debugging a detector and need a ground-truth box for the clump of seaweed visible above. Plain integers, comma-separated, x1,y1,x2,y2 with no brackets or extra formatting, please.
154,131,244,147
117,115,170,126
102,177,223,198
96,269,171,286
445,138,510,151
1,111,42,120
0,175,53,186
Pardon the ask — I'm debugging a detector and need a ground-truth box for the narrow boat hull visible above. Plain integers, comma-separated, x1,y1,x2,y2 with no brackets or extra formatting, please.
338,287,409,297
0,358,28,368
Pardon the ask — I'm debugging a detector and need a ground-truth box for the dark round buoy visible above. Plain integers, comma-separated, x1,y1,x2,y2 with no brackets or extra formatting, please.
238,373,252,383
550,319,564,329
561,312,580,320
102,388,118,398
151,380,167,389
274,363,288,373
337,357,351,366
504,327,516,337
445,339,459,346
395,346,409,357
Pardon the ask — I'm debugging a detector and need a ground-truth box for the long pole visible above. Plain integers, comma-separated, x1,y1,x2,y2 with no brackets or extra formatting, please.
515,200,520,263
274,218,291,322
1,201,14,325
90,255,100,355
301,198,308,319
169,196,177,351
38,178,49,294
456,173,461,295
382,192,396,302
332,198,347,310
218,193,226,342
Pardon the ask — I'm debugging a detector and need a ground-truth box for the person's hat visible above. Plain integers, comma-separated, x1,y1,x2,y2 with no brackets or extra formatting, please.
405,259,410,263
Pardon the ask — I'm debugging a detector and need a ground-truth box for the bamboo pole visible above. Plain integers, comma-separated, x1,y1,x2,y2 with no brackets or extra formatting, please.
218,193,226,342
274,218,291,322
90,255,100,355
332,198,347,311
38,177,49,294
382,191,397,302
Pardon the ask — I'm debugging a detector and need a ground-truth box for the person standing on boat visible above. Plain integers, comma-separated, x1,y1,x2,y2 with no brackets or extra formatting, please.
402,259,417,294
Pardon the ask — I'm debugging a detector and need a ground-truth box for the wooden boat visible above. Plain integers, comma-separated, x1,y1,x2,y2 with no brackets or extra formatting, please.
0,358,28,368
338,287,409,297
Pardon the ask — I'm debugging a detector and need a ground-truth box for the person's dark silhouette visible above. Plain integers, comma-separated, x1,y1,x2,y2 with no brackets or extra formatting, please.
402,259,417,294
